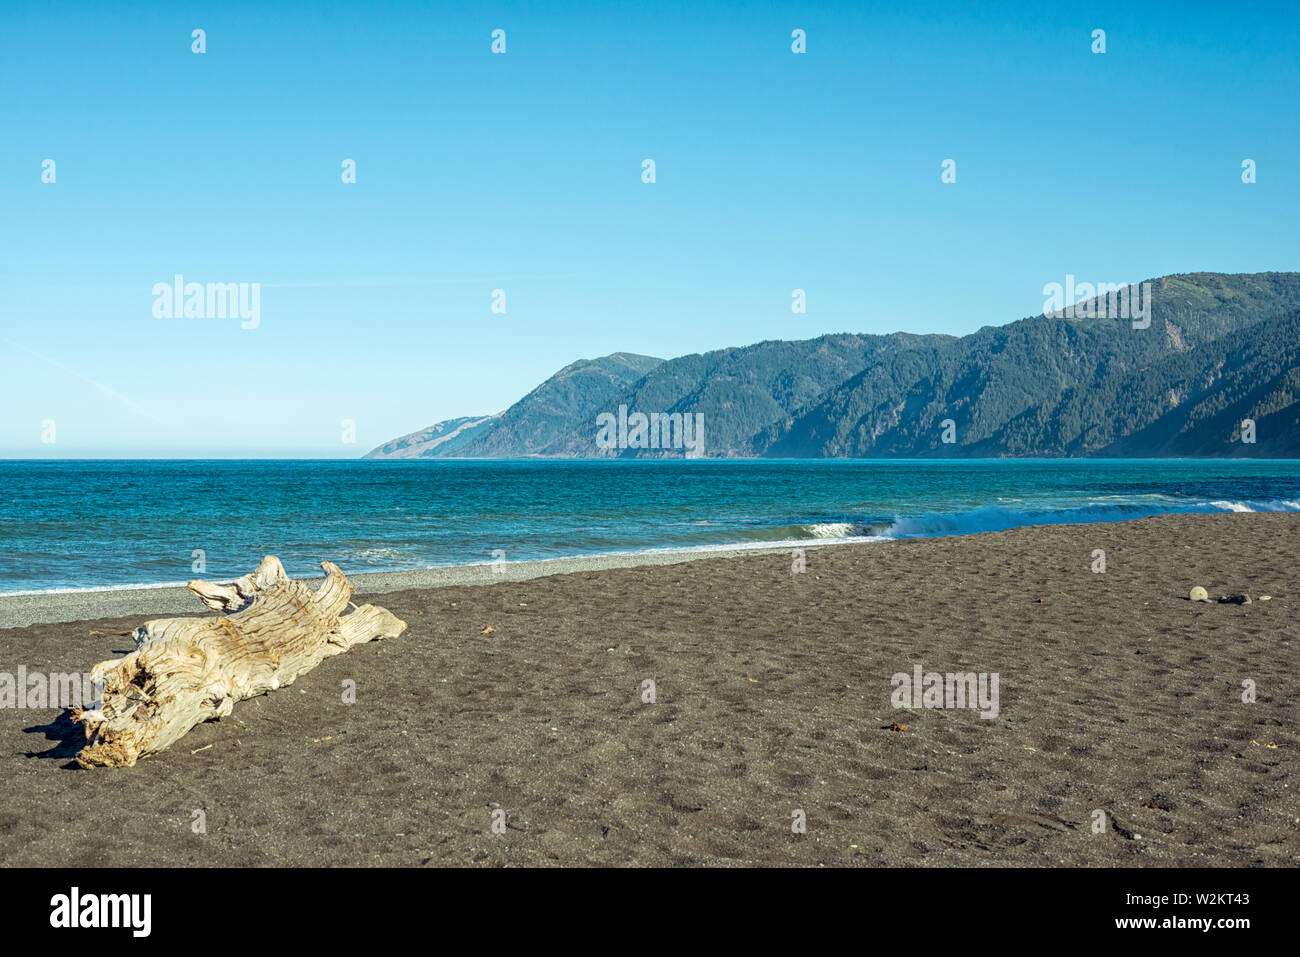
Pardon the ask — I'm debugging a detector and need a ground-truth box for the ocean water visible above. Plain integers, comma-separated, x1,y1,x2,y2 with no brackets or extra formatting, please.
3,458,1300,593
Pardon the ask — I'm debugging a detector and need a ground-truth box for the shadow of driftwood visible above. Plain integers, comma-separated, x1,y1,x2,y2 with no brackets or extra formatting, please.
24,709,88,769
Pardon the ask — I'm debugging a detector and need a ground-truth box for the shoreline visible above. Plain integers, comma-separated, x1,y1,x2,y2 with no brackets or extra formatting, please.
0,543,817,629
6,499,1300,628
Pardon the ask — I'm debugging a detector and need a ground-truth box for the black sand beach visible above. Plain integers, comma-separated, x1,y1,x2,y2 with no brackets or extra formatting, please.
1,513,1296,866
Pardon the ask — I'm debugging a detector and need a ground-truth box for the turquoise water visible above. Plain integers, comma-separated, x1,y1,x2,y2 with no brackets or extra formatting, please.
3,459,1299,593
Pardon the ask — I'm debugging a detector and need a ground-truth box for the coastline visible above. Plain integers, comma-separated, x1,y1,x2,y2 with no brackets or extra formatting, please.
7,492,1300,629
0,544,815,629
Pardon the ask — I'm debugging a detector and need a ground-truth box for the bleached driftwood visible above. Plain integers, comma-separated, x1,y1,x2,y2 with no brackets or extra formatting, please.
73,556,406,768
185,554,291,615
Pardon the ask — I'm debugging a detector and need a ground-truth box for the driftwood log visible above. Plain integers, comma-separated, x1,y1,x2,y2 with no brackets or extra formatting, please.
72,556,406,768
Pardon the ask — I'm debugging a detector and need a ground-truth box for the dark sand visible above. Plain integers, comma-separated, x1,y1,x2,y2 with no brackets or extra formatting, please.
1,513,1296,866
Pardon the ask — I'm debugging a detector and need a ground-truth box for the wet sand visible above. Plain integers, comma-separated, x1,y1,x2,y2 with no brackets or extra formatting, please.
1,513,1296,866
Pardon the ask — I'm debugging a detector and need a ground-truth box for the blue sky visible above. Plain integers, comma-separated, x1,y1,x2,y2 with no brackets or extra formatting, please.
3,0,1298,457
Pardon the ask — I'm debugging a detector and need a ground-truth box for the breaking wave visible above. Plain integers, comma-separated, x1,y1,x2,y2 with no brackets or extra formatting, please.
803,521,878,538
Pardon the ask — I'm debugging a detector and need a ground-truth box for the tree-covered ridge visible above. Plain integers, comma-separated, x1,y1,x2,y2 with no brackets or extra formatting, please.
759,272,1300,457
1096,307,1300,457
541,333,952,457
455,352,664,456
366,352,664,459
367,272,1300,459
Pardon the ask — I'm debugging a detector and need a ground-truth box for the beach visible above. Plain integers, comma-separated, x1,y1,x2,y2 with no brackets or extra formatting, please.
1,512,1296,867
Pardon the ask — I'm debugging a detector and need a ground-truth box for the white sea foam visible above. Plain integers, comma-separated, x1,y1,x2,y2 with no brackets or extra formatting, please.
0,579,193,597
349,547,410,562
804,521,875,538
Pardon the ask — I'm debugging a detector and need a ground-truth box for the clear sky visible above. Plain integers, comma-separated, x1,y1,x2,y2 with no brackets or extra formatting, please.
3,0,1298,457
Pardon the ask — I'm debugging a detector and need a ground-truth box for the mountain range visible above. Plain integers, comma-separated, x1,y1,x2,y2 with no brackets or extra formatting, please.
365,272,1300,459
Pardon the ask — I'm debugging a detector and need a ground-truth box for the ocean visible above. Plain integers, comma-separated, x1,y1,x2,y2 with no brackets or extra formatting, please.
3,458,1300,593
